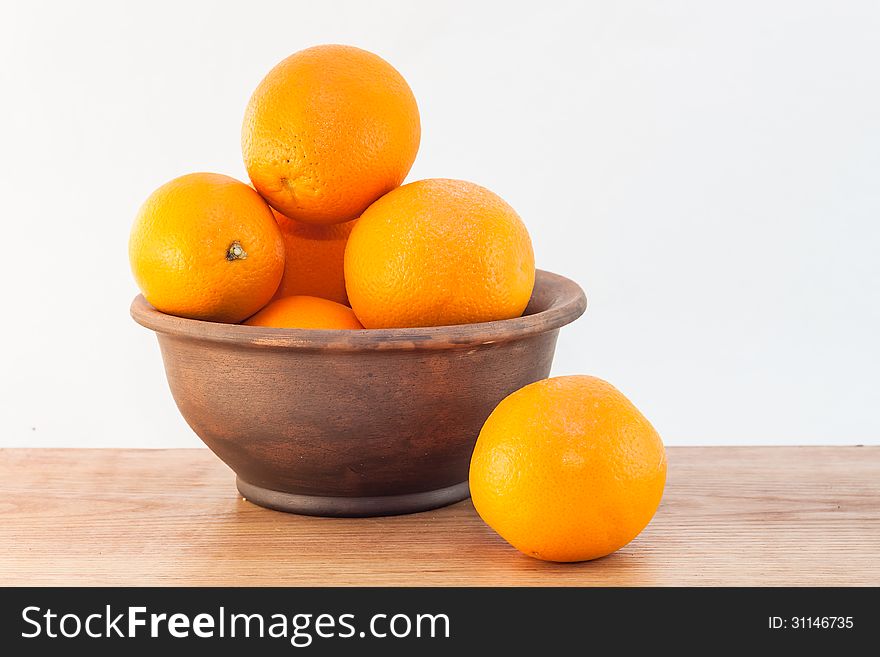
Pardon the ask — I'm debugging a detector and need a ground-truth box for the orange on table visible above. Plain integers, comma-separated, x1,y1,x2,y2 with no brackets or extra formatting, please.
242,44,420,225
469,375,667,562
129,172,285,323
271,209,356,305
344,178,535,329
243,295,363,330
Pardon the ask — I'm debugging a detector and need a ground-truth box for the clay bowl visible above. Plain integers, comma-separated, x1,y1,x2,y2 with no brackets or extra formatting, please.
131,269,586,517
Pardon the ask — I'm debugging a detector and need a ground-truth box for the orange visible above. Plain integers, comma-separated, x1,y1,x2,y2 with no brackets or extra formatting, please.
344,179,535,329
129,172,285,323
469,375,667,562
242,44,420,225
271,209,356,305
243,295,363,329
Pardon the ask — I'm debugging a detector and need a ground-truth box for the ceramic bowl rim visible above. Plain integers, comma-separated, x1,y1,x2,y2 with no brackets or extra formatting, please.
130,269,586,351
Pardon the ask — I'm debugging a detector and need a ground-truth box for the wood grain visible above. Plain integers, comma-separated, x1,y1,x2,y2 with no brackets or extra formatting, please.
1,447,878,586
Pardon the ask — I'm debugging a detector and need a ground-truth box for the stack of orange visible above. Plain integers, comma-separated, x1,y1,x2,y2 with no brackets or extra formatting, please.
129,45,665,563
130,44,534,332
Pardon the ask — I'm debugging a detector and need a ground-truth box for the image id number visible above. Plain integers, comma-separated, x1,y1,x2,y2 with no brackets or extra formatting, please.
769,616,854,630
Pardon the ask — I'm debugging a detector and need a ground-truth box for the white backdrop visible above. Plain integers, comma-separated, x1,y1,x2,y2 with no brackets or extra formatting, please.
1,0,878,447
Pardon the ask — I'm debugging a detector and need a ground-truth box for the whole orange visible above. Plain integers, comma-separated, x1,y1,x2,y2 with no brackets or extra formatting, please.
244,295,363,329
469,375,667,562
271,209,356,305
129,173,285,323
344,179,535,328
242,44,420,225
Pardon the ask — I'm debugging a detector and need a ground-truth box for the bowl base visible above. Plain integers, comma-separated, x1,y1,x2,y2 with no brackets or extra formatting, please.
236,478,470,517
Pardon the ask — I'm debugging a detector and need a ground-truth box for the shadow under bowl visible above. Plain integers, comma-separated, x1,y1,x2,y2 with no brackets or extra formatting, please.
130,269,587,517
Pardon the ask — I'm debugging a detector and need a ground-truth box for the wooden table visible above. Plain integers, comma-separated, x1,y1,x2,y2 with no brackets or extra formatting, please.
2,447,878,586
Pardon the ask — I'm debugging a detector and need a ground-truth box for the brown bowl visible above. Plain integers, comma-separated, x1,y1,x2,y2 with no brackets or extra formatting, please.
131,269,586,517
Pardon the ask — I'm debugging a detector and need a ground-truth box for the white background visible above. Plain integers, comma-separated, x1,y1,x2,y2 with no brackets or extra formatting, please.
1,1,877,448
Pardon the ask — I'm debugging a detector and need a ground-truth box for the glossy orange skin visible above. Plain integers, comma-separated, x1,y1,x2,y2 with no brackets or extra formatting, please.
469,376,667,562
243,295,363,329
344,179,535,329
271,209,356,305
242,44,420,225
129,173,285,323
